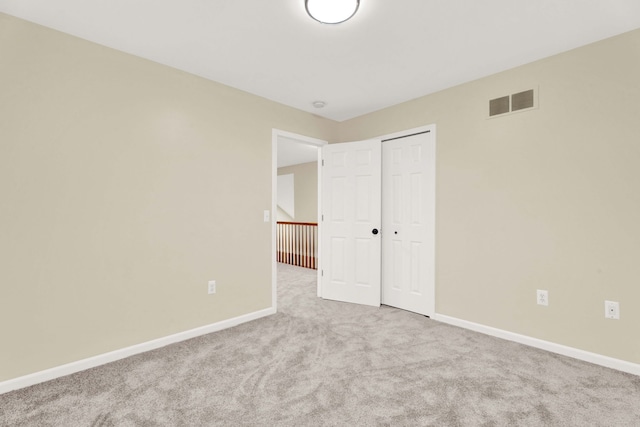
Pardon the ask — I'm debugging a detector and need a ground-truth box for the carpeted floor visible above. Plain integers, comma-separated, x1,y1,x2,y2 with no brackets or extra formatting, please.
1,263,639,426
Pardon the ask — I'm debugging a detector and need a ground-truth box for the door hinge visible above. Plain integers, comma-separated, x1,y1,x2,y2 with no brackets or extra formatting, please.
321,214,324,221
322,159,325,166
321,270,324,277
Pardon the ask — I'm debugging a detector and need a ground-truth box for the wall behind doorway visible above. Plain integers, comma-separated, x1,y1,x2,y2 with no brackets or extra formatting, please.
277,161,318,223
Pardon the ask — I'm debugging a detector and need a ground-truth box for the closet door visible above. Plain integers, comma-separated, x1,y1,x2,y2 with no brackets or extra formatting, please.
321,139,381,307
381,131,435,316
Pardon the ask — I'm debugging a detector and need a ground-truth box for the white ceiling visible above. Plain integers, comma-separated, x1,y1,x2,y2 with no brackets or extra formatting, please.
1,1,640,122
278,137,319,168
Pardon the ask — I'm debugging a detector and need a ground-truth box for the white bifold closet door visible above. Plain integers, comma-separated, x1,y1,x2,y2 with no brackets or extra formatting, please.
320,129,434,316
381,131,435,316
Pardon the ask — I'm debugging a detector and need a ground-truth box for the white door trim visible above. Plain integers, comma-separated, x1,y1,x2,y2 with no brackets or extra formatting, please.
271,129,327,310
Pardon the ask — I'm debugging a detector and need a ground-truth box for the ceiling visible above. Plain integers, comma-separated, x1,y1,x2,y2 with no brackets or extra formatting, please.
278,137,319,168
1,1,640,122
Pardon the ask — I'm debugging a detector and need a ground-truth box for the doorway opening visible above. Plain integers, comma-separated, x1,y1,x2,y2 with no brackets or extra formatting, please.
272,125,435,317
271,129,327,311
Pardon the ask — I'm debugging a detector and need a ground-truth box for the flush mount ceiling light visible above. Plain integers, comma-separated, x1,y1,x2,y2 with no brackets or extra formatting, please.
312,101,326,108
305,0,360,24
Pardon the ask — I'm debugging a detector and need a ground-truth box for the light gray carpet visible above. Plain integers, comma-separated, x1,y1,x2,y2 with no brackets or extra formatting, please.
1,263,639,426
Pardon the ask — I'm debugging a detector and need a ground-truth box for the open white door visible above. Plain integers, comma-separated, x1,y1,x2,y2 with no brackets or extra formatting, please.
321,139,381,307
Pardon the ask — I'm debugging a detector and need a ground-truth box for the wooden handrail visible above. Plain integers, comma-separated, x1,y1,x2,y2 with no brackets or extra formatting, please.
277,222,318,270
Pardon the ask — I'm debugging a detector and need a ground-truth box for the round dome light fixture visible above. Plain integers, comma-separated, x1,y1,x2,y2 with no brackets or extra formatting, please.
312,101,326,108
305,0,360,24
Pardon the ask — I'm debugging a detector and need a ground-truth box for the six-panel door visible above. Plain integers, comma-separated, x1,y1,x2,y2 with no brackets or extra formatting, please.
381,131,435,315
321,139,382,307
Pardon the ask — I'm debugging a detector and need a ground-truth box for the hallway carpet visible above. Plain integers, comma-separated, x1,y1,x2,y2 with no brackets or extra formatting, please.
1,263,639,426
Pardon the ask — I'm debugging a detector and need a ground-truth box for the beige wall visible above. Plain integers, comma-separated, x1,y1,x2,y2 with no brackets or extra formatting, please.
2,11,639,383
0,13,337,382
277,162,318,223
338,29,640,364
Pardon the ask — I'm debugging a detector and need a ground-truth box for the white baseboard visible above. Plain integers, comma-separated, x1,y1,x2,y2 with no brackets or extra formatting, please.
433,314,640,377
0,307,276,395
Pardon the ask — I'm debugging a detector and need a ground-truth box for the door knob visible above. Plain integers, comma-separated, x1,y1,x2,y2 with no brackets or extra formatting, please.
372,228,379,235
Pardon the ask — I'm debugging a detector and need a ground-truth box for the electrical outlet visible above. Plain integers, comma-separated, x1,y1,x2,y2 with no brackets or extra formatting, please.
604,300,620,319
537,289,548,306
208,280,216,295
263,210,270,222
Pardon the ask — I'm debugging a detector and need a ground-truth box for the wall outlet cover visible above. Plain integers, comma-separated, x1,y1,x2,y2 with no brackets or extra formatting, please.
604,300,620,319
208,280,216,294
537,289,548,306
